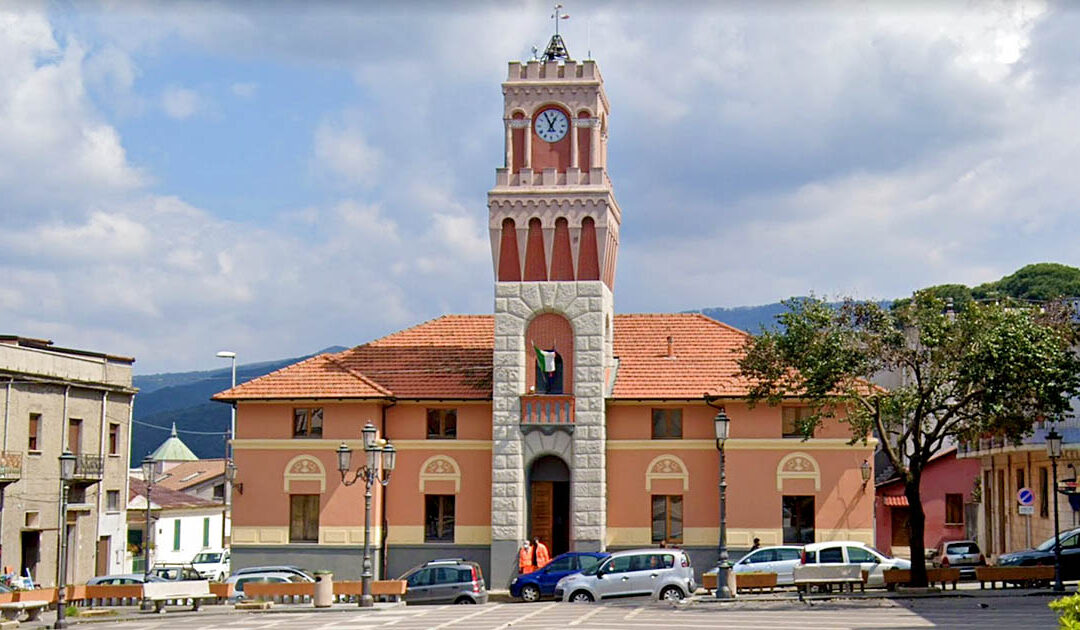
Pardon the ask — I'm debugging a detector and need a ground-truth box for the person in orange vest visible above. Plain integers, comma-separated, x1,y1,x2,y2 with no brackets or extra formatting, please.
518,540,535,574
533,537,550,569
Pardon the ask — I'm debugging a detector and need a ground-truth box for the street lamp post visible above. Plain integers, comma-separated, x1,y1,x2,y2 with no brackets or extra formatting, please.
1046,427,1064,592
713,409,733,600
337,423,396,607
54,451,76,629
216,351,237,549
140,456,157,610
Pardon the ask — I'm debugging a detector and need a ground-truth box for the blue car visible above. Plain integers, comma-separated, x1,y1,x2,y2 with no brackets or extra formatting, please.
510,551,608,602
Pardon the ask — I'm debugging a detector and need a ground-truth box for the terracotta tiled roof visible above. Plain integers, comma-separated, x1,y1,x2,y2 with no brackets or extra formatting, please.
155,459,225,492
129,477,219,510
611,313,754,399
213,315,494,401
212,313,764,401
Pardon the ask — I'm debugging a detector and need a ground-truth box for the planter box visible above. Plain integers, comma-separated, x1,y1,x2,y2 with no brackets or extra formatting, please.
736,573,778,593
209,583,234,601
15,588,56,603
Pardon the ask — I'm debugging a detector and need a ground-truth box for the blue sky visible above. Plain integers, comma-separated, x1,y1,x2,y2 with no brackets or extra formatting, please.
2,1,1078,374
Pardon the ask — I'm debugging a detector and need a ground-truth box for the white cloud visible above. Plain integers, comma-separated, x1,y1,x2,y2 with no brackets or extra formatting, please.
230,81,256,98
313,111,382,188
161,85,201,119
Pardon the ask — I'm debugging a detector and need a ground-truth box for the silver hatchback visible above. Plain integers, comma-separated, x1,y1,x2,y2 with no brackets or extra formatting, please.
555,548,695,602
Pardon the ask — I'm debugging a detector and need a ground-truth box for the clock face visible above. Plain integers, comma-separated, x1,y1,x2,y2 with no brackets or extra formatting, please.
534,109,569,143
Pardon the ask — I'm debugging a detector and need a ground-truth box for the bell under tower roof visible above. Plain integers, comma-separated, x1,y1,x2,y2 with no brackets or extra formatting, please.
541,33,570,62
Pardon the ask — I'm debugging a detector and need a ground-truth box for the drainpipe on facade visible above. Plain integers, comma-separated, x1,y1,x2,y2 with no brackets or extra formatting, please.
1,377,11,569
95,391,108,573
380,399,396,580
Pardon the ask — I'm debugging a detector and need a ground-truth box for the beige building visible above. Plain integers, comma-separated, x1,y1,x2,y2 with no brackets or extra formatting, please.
0,336,136,585
959,415,1080,558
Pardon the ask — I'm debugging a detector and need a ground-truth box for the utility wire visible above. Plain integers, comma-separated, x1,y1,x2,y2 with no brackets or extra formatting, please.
132,419,228,436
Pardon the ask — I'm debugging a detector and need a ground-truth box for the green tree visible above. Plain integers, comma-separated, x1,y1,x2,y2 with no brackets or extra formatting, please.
973,263,1080,301
738,292,1080,586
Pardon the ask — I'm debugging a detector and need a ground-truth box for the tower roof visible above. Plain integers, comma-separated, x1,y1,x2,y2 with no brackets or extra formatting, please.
148,423,199,462
541,33,570,61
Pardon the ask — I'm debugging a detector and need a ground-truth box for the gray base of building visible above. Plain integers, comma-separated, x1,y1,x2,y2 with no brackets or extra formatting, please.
490,539,523,590
233,545,491,587
232,546,381,581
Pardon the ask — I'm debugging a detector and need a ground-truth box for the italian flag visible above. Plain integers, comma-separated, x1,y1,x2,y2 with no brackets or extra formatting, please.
535,347,557,373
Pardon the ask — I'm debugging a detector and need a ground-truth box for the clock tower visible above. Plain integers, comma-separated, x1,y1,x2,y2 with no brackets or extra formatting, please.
488,39,620,586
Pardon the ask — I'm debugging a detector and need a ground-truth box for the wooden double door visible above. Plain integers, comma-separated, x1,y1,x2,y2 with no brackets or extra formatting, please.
529,455,571,557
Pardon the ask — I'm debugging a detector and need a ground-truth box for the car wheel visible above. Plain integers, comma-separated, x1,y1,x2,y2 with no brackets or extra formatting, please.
569,590,594,603
521,584,541,602
659,586,684,602
455,597,476,604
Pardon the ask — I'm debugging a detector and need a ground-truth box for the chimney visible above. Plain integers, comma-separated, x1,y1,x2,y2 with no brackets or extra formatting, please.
666,335,674,359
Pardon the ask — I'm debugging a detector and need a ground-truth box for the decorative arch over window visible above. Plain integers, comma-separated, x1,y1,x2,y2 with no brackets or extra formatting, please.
284,455,326,493
526,313,574,395
645,454,689,491
419,455,461,493
776,452,821,491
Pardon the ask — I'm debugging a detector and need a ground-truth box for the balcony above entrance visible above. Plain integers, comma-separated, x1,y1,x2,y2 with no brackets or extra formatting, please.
521,395,574,434
0,451,22,489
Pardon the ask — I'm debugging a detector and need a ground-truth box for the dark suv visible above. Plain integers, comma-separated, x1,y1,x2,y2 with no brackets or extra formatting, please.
399,558,488,605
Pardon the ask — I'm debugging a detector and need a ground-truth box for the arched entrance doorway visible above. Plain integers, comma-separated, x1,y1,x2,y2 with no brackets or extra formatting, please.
528,455,570,556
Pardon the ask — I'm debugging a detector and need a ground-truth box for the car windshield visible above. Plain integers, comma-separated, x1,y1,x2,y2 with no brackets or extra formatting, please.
1036,535,1068,551
193,553,221,563
580,561,602,576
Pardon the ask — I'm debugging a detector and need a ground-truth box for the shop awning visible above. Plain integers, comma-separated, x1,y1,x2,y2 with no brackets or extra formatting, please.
883,495,909,507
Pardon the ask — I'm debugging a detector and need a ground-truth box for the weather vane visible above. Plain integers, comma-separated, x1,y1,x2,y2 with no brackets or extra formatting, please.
542,3,571,61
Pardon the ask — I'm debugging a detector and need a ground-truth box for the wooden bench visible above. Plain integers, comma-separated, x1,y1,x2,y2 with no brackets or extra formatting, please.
735,573,778,594
371,580,407,602
883,568,961,590
793,565,865,593
142,580,217,613
0,600,51,622
976,566,1055,589
243,581,314,603
84,584,144,607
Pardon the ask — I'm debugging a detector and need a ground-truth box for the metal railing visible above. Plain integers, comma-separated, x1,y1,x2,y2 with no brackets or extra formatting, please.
72,454,105,481
520,395,575,427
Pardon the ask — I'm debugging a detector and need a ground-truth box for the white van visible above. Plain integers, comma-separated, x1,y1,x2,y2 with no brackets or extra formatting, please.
800,541,909,586
191,549,230,582
555,548,695,602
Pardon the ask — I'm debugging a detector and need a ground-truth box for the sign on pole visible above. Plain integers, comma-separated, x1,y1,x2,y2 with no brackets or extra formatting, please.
1019,505,1035,516
1018,487,1035,506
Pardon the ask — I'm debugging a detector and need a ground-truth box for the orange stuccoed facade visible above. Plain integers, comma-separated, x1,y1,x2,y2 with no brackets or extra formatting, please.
214,43,876,585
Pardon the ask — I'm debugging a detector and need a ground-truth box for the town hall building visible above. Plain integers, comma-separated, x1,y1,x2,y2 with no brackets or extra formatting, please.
214,39,875,587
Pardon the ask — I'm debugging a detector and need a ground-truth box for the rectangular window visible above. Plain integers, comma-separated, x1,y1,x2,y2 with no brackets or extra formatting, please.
203,518,210,547
106,490,120,511
651,409,682,439
28,413,40,451
1040,467,1050,518
68,418,83,454
213,483,225,500
426,409,458,439
173,520,181,551
67,486,86,504
289,495,320,542
425,495,455,542
650,495,683,544
782,407,814,438
292,408,324,438
108,423,120,455
783,495,815,543
945,493,964,525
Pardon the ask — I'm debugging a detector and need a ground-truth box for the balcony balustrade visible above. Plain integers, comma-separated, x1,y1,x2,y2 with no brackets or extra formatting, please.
71,454,104,483
0,451,22,486
520,395,575,434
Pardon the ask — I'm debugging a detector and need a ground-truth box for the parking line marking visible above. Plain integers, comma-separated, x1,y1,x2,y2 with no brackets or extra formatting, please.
487,602,558,629
568,605,606,626
429,603,502,629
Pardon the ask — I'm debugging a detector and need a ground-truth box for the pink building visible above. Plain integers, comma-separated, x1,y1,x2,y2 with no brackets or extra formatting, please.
875,448,981,557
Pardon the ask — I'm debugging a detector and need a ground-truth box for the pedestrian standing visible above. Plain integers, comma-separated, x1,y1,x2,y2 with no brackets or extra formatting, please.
750,537,761,552
518,540,536,575
533,537,550,569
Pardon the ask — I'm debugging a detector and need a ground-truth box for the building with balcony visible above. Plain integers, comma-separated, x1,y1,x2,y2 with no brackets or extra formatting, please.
0,336,135,585
212,37,876,586
958,413,1080,559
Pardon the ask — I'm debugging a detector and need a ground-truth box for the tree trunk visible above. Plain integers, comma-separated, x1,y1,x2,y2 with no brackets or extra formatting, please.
904,476,928,587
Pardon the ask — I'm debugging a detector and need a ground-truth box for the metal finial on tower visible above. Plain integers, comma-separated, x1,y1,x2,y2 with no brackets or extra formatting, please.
542,3,570,61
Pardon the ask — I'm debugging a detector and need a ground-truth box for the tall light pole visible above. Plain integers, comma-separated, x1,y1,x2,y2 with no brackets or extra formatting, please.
1046,427,1064,592
140,456,157,610
337,423,396,607
713,408,733,599
216,351,236,549
54,451,76,629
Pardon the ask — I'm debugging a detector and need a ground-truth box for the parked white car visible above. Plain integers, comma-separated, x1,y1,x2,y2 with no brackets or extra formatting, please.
800,541,910,587
731,545,804,585
225,570,313,601
555,548,695,602
192,549,230,582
